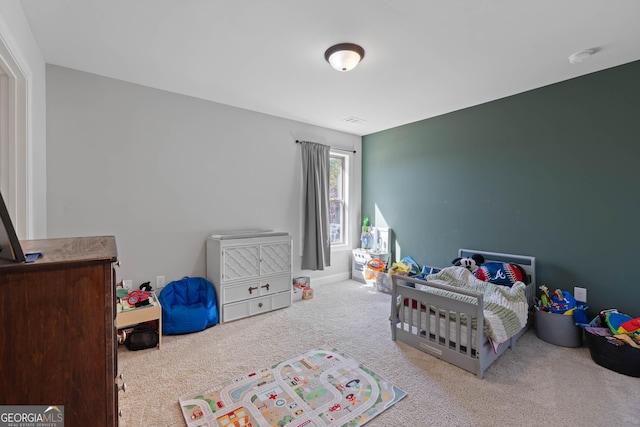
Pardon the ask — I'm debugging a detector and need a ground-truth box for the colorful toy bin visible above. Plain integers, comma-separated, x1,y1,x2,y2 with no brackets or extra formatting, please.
585,316,640,377
293,277,310,301
372,271,393,294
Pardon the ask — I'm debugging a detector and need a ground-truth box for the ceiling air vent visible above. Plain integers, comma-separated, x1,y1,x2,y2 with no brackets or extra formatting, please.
342,116,367,125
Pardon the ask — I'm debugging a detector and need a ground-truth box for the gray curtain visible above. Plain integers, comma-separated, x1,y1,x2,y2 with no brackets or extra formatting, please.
300,141,331,270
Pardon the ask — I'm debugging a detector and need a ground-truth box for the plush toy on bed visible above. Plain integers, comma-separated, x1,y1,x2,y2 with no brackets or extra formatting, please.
475,261,529,286
452,254,529,286
451,254,485,273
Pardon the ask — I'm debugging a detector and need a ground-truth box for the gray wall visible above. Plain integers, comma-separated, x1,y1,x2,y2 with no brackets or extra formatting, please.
362,60,640,316
46,65,361,287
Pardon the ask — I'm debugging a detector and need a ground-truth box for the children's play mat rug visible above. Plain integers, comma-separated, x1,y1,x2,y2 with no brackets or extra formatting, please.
179,345,407,427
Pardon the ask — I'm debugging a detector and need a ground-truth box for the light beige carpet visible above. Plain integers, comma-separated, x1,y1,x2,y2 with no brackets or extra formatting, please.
118,280,637,427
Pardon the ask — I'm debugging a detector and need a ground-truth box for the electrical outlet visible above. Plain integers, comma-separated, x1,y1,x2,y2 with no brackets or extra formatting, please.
156,275,165,288
122,279,133,290
574,286,587,303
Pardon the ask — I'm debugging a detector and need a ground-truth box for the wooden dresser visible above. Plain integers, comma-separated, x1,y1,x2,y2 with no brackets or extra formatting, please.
0,236,120,427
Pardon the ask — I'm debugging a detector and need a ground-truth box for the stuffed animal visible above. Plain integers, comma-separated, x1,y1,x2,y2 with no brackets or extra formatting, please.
451,254,485,273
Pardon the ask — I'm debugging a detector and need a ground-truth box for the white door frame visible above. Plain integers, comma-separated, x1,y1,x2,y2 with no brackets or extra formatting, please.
0,31,31,239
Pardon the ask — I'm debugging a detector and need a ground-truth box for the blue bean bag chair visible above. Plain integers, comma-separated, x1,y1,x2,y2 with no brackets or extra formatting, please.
159,277,218,335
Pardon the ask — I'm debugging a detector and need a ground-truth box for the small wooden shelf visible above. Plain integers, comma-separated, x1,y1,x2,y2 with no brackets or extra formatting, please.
116,292,162,349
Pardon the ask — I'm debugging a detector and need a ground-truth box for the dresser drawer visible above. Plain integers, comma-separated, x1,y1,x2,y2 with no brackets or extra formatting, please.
221,281,260,304
223,291,291,322
270,291,292,311
222,274,291,304
223,299,252,322
259,275,290,296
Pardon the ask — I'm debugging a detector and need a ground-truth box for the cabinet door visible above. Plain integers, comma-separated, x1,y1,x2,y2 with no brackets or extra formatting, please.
222,245,260,281
260,242,291,275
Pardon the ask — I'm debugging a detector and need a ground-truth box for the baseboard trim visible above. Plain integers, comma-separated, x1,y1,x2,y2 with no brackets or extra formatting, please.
303,272,351,286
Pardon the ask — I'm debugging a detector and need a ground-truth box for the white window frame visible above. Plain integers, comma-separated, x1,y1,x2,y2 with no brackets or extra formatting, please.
329,151,349,248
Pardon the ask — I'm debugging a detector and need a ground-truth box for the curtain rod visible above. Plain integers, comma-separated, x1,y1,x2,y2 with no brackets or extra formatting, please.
295,140,356,154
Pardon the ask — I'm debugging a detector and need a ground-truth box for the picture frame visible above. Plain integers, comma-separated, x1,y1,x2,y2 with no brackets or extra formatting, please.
0,190,26,263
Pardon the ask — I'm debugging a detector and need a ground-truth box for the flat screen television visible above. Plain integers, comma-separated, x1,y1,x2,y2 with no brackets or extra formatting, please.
0,190,26,263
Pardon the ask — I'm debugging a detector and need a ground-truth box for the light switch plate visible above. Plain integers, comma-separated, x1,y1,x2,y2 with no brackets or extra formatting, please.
574,286,587,303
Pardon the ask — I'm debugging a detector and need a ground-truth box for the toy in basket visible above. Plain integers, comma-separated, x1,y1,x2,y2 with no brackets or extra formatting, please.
370,256,442,295
363,258,392,293
534,285,589,347
584,309,640,377
374,270,393,294
293,277,313,300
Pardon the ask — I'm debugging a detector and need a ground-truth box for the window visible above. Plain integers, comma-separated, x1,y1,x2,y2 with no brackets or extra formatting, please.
329,152,348,245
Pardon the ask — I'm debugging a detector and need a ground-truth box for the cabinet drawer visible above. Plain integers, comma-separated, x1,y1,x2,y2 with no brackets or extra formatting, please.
223,292,291,322
270,291,292,310
259,275,291,296
249,295,273,314
223,296,269,322
222,274,290,304
223,300,251,322
222,281,260,304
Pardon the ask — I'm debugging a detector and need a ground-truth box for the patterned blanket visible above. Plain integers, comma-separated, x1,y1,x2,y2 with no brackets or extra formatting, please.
415,266,528,345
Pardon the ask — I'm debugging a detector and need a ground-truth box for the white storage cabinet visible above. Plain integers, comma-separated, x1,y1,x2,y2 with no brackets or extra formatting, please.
207,232,292,323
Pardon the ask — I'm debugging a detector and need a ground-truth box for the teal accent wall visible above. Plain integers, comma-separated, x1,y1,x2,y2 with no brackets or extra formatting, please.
362,60,640,316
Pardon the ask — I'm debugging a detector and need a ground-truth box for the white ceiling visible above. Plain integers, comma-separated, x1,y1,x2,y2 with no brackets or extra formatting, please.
18,0,640,136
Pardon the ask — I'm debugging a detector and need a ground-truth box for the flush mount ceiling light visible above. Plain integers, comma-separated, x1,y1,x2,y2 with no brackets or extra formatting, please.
324,43,365,72
568,48,598,64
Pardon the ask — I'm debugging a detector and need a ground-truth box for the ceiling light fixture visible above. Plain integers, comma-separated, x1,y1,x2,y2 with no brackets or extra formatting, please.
324,43,365,72
568,48,598,64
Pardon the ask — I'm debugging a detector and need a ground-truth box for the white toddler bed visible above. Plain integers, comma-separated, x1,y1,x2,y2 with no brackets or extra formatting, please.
390,249,536,379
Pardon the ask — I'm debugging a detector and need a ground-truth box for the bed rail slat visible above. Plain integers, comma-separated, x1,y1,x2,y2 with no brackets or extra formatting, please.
391,274,483,367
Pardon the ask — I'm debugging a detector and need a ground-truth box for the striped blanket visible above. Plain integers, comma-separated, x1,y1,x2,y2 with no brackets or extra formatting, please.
415,266,528,345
